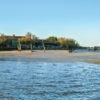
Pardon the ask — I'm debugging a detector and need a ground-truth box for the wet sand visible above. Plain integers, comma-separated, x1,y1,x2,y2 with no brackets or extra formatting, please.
0,50,100,64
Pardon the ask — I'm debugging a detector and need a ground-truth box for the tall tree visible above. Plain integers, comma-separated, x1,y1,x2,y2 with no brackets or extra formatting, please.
58,37,79,50
19,32,38,52
46,36,58,43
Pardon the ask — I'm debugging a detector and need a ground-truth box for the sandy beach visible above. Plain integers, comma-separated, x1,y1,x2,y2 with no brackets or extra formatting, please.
0,50,100,64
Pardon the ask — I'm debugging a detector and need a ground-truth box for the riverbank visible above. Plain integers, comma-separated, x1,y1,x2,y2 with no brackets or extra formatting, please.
0,50,100,64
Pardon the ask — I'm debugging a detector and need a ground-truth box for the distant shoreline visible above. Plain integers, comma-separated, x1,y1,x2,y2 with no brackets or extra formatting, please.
0,50,100,65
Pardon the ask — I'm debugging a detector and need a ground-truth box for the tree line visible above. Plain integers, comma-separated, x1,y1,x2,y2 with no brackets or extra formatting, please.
0,32,80,51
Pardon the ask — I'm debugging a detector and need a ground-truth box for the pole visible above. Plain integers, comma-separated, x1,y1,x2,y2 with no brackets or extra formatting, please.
30,43,33,52
42,40,45,52
18,40,21,52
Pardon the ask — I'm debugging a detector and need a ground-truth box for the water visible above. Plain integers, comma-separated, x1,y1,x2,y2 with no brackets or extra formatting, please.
0,60,100,100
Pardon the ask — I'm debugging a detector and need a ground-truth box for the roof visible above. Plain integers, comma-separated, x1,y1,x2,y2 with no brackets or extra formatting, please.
1,35,25,39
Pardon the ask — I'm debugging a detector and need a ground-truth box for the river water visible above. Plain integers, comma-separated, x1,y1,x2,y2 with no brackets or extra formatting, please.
0,60,100,100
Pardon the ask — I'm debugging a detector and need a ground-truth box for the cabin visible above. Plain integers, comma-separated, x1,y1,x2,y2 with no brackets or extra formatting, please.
34,40,59,49
0,35,59,50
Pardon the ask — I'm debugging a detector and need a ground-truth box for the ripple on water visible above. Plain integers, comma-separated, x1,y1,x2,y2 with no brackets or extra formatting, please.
0,61,100,100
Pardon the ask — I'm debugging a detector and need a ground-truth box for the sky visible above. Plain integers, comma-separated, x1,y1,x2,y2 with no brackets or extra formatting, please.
0,0,100,46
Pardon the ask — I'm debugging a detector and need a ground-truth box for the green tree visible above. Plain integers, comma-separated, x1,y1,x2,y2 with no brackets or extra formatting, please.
0,33,6,43
0,34,6,48
19,32,38,51
46,36,58,43
58,37,79,51
58,37,67,48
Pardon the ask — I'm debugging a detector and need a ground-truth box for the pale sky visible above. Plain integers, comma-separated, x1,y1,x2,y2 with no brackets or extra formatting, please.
0,0,100,46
